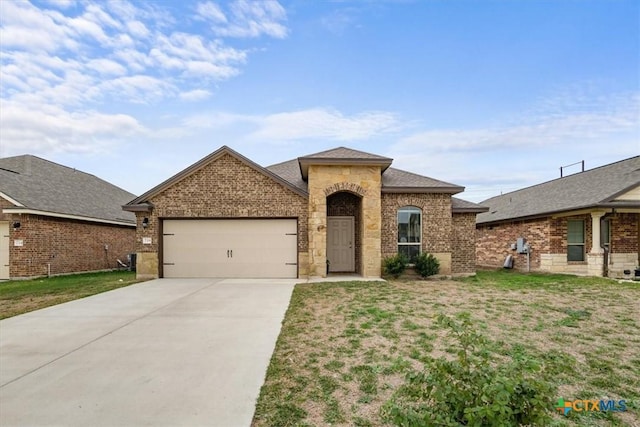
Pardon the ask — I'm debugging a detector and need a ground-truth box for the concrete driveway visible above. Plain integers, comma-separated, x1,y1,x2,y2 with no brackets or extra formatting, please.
0,278,296,427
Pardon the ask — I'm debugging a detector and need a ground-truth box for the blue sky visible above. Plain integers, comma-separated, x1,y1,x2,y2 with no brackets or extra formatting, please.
1,0,638,202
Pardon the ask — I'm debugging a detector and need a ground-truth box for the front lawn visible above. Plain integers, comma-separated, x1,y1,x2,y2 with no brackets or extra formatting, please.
0,271,143,319
253,270,639,426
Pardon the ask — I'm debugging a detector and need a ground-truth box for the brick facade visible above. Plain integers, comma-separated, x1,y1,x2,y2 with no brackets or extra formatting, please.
476,212,639,278
129,149,482,279
6,214,134,278
135,153,309,278
452,213,478,274
381,193,454,274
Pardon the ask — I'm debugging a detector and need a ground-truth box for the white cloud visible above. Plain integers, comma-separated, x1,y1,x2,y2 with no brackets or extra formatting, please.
0,101,145,156
180,108,401,142
198,0,288,39
196,2,227,23
394,92,639,153
0,0,289,157
179,89,212,102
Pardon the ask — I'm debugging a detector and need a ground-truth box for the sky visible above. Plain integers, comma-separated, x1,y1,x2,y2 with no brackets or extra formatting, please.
1,0,638,203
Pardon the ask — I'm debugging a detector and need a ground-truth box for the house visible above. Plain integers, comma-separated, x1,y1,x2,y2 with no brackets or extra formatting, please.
476,156,640,278
0,155,137,279
123,146,487,280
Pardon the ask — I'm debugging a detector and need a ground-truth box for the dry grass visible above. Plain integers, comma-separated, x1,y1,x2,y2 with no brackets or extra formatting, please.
253,271,639,427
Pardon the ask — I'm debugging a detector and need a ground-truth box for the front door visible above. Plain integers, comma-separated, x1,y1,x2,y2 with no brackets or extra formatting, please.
327,216,354,272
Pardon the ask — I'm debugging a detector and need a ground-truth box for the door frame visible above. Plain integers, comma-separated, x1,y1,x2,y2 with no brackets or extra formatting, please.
327,216,355,273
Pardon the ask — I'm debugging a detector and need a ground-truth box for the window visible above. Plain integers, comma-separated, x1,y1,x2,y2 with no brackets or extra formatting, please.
601,219,610,250
567,219,585,261
398,206,421,262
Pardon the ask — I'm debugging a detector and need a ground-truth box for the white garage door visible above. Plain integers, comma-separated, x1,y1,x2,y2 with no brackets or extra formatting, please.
162,219,298,278
0,222,9,280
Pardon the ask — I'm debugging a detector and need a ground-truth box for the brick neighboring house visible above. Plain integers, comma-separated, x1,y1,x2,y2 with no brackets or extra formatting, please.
123,146,487,279
476,156,640,278
0,155,137,279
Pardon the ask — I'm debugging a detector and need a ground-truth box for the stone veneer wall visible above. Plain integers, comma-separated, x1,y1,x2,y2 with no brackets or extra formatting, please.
307,165,381,278
381,193,453,274
136,153,309,279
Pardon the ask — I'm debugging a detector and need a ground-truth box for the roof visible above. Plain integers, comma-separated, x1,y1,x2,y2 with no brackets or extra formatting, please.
267,150,465,195
124,145,485,213
452,197,489,213
476,156,640,225
0,155,136,226
297,146,393,179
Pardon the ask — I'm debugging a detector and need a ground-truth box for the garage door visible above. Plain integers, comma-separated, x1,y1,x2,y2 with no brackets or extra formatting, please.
162,219,297,278
0,222,8,280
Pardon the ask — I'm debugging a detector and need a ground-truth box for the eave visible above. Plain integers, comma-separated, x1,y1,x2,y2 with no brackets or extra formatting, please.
2,208,135,227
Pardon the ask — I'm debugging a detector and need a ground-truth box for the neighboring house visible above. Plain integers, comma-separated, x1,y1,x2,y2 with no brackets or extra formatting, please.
123,146,487,280
476,156,640,278
0,155,137,279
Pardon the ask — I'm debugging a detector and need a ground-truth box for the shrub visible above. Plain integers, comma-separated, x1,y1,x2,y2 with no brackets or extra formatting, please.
383,254,408,278
383,312,555,426
414,252,440,278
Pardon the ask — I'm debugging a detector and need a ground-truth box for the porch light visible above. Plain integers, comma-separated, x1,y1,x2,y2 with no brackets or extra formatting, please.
12,221,20,229
142,217,149,229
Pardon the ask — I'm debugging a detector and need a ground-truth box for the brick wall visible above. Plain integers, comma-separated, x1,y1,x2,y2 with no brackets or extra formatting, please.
610,212,639,255
475,213,630,274
452,213,477,273
9,214,135,278
381,193,453,257
137,153,308,277
476,217,550,270
0,197,14,221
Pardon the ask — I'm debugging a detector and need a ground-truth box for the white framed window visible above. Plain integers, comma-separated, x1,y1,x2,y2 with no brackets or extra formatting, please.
567,219,585,261
398,206,421,262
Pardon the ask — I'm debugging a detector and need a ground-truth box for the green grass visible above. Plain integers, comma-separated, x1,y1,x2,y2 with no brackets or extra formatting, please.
252,270,640,427
0,271,143,319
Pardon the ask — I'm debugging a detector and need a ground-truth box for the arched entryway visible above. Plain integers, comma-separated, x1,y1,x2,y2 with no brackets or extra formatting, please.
326,191,362,274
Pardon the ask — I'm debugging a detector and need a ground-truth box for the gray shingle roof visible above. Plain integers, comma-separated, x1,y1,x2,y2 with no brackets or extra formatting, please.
300,146,393,161
476,156,640,224
0,155,136,224
452,197,489,213
266,148,487,217
382,167,464,193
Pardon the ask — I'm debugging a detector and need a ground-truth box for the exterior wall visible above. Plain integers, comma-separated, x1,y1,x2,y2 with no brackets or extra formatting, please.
451,213,478,274
476,211,639,278
477,218,550,271
136,153,309,279
607,212,639,278
7,214,134,278
381,193,453,274
308,165,382,278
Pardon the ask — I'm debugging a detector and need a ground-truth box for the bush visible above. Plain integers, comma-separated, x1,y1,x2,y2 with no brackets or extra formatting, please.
414,252,439,278
383,254,408,278
383,312,555,426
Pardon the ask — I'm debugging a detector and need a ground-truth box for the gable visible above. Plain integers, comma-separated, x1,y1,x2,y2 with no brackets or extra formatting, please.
148,153,308,214
613,184,640,201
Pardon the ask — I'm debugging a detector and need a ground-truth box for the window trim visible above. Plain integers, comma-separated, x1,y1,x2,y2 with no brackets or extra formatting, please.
567,219,585,262
397,206,422,261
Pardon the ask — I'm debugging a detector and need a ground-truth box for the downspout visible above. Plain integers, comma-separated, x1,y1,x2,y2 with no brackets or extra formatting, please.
600,210,614,277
